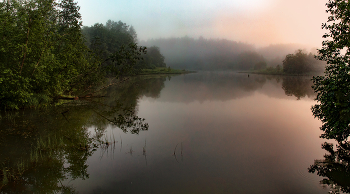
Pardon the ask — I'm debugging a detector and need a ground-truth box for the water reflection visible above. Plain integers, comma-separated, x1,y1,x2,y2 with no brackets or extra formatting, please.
0,72,320,193
0,76,165,193
282,76,315,100
309,142,350,194
0,107,94,193
159,72,315,102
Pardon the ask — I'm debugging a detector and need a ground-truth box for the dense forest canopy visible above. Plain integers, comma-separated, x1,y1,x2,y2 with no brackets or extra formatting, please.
0,0,104,109
82,20,137,60
81,20,143,76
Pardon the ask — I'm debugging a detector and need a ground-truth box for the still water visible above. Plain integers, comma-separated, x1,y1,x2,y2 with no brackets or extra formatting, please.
0,72,339,193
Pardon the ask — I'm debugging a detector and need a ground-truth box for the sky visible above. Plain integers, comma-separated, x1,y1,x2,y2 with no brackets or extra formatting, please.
78,0,329,48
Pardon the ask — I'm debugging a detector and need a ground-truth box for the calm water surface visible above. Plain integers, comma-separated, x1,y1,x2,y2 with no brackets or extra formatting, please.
0,72,336,193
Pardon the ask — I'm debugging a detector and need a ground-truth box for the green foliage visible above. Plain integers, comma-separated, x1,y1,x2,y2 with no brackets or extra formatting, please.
108,43,147,76
0,1,152,109
312,0,350,142
0,2,161,109
82,23,167,73
82,20,136,60
136,46,166,69
0,0,103,109
283,49,324,74
82,20,147,76
147,46,166,68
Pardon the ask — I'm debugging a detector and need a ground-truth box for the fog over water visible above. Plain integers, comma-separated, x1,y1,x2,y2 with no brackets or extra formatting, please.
79,0,328,47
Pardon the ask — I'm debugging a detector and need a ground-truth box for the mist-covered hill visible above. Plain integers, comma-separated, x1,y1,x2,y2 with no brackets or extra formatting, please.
257,43,309,67
140,37,315,71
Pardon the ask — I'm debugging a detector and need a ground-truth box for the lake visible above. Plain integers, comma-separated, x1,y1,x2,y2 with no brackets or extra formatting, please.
0,71,339,193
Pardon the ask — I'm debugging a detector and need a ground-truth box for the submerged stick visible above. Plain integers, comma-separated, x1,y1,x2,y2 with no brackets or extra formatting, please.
120,135,122,152
181,142,183,162
181,142,183,156
143,139,147,165
173,143,179,156
143,139,146,155
173,143,179,163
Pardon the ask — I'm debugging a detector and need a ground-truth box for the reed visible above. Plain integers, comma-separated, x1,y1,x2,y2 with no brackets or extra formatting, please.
2,167,8,186
30,148,39,163
181,142,183,156
16,160,25,176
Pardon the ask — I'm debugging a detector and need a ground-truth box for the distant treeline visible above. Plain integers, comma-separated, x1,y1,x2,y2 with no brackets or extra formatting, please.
141,37,326,72
141,37,259,70
82,20,166,75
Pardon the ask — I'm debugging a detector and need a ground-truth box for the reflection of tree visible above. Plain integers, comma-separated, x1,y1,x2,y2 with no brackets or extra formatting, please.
281,76,315,100
164,72,317,102
102,75,166,107
309,142,350,194
177,73,267,102
90,75,166,133
0,75,167,193
93,107,149,134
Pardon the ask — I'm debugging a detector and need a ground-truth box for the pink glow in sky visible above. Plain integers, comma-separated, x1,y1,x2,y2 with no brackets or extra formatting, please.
79,0,329,47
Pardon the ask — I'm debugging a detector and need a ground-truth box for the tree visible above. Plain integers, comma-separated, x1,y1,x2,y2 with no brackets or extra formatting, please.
136,46,166,69
283,49,325,74
312,0,350,142
128,25,138,43
0,0,55,108
0,0,104,109
283,50,311,74
283,50,308,74
82,20,146,76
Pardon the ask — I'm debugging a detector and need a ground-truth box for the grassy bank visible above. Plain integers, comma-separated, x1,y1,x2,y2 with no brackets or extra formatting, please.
139,67,195,75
